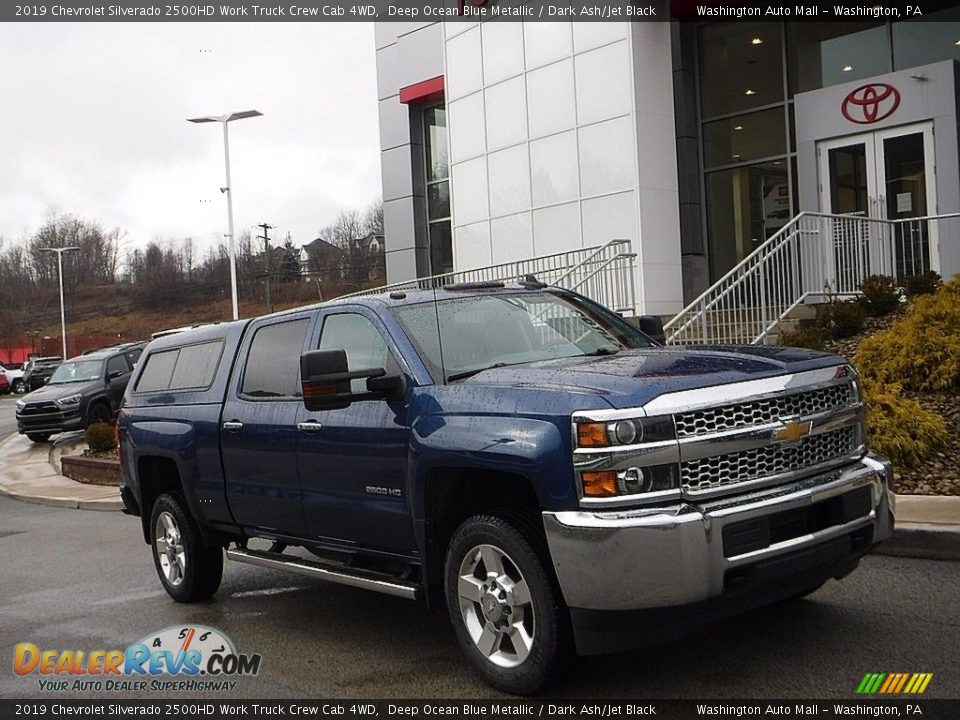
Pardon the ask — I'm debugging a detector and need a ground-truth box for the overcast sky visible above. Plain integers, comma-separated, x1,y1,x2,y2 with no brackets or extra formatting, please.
0,22,381,259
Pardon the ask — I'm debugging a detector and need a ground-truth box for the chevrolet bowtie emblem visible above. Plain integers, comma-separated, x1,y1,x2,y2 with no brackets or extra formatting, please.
773,420,812,444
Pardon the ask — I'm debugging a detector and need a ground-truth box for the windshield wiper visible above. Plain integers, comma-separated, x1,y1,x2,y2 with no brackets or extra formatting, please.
580,347,620,357
447,363,510,382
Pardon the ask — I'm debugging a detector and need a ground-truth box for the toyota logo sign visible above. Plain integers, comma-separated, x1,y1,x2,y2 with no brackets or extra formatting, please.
841,83,901,124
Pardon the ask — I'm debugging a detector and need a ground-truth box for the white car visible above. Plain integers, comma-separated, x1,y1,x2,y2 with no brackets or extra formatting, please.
0,364,26,394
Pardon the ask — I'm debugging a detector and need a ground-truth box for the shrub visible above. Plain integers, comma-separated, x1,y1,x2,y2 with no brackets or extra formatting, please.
822,300,865,339
855,278,960,392
86,422,116,453
780,326,828,351
904,271,942,298
858,274,901,316
860,378,948,468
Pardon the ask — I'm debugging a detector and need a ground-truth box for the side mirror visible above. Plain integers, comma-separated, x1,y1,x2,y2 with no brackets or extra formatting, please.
300,349,407,412
637,315,666,345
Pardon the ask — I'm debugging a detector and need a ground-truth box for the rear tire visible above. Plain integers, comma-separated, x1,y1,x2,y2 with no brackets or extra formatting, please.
150,493,223,603
445,514,567,696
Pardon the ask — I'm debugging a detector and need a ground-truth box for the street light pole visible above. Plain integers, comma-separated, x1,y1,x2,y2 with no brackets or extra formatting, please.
188,109,262,321
39,247,80,359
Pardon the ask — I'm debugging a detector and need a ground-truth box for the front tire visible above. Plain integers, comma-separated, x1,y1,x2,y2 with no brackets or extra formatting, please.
445,514,567,696
12,379,25,394
86,402,112,426
150,493,223,603
27,433,51,443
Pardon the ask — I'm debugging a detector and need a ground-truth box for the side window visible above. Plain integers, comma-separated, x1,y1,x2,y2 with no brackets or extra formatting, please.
136,350,178,392
126,348,143,368
106,355,128,378
134,341,223,393
242,319,310,398
318,313,397,393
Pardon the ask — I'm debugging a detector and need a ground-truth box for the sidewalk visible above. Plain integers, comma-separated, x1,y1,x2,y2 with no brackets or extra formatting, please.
0,433,121,511
0,433,956,557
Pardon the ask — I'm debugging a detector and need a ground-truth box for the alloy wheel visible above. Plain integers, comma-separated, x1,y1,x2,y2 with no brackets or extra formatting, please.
457,543,535,668
154,511,186,587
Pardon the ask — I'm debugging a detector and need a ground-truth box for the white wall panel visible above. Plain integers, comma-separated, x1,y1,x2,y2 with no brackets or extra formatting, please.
526,59,577,140
445,26,483,100
488,144,531,217
490,212,534,264
481,22,524,86
532,202,581,256
579,116,635,197
485,76,527,151
575,40,632,126
524,22,572,70
454,220,492,271
530,131,579,207
572,21,628,53
451,156,489,226
448,91,486,163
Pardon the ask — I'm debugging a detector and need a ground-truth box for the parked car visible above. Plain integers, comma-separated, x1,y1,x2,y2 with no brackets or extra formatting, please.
16,343,145,442
0,371,9,394
118,284,893,695
22,356,63,391
0,363,27,394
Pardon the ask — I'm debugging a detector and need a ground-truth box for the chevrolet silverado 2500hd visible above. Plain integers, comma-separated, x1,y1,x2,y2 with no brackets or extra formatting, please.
118,283,894,694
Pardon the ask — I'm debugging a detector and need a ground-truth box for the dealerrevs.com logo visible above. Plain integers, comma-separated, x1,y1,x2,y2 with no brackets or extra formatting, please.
14,625,262,692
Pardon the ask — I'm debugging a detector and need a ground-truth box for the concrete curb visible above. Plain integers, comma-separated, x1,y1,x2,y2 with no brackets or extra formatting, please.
0,432,122,512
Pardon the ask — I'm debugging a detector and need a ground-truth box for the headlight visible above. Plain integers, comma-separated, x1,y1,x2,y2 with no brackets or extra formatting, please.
575,415,675,448
574,414,679,500
56,394,83,406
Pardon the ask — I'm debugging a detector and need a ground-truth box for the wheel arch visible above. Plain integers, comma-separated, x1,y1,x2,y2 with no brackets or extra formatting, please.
420,467,546,609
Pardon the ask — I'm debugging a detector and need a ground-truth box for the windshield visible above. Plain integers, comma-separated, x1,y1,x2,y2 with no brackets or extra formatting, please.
48,360,103,384
394,291,656,383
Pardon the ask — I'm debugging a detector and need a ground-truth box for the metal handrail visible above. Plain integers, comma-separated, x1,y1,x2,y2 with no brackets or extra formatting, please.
665,211,959,345
337,238,638,313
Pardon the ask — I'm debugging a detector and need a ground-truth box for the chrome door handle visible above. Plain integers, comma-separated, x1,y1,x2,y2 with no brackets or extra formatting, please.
222,421,243,432
297,421,322,433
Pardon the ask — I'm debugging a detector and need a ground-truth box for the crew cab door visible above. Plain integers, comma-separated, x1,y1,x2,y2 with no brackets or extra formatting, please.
222,313,315,536
296,308,416,555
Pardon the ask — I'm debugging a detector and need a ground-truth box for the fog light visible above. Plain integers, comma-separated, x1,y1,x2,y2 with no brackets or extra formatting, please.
582,471,617,497
617,467,650,494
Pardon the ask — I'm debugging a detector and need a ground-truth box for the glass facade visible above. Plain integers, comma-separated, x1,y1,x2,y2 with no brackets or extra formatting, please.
423,106,452,275
696,17,960,281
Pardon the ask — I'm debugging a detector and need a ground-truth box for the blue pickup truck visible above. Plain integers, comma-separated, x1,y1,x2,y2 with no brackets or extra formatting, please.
118,283,894,694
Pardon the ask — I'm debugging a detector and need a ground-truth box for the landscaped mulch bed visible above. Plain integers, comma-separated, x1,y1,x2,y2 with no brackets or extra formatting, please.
824,307,960,497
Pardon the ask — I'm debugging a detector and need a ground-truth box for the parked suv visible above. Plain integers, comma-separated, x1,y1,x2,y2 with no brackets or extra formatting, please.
17,343,144,442
22,356,63,391
1,363,27,394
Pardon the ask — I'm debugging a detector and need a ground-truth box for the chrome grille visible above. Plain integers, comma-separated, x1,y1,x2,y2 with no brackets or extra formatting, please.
680,426,857,492
674,382,855,438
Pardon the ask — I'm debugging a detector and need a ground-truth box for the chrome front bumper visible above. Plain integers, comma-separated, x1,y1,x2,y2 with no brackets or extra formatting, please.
543,453,894,612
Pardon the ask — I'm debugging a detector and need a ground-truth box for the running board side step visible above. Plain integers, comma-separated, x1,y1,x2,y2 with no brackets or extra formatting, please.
225,548,420,600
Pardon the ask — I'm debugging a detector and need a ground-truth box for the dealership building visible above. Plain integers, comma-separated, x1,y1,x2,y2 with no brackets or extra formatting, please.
375,11,960,316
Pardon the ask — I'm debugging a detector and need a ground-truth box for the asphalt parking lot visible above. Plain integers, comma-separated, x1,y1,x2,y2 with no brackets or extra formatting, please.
1,491,958,700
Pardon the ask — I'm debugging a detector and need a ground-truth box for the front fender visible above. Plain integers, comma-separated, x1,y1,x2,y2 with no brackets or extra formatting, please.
409,413,574,516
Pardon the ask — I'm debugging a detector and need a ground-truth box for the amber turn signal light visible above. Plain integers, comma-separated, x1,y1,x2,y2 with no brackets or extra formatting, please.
577,422,609,448
581,471,618,497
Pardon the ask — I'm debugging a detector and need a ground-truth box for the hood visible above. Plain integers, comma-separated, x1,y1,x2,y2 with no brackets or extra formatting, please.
459,346,846,409
22,380,100,403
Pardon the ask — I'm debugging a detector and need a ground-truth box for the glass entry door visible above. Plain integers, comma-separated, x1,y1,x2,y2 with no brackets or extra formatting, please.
818,123,938,284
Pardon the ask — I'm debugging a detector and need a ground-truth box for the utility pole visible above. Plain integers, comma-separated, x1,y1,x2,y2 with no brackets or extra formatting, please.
257,222,274,312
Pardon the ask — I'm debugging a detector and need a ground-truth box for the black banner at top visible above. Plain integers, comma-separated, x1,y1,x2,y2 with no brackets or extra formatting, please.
3,1,959,23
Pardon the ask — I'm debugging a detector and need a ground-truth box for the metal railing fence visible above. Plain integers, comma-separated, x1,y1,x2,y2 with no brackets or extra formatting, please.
664,212,959,346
